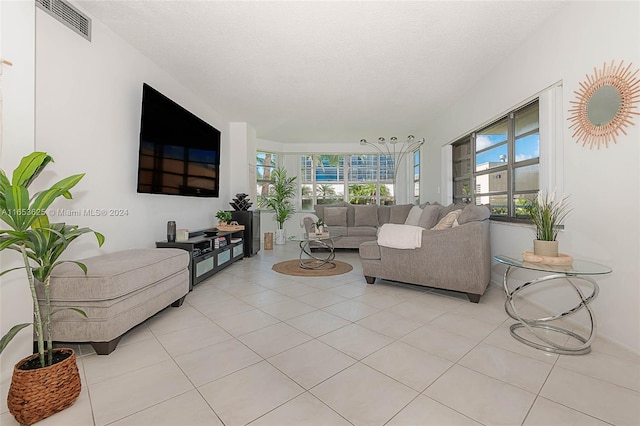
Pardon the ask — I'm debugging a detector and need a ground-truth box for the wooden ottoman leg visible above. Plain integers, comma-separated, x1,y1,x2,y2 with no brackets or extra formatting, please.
364,276,376,284
91,336,122,355
466,293,481,303
171,295,186,307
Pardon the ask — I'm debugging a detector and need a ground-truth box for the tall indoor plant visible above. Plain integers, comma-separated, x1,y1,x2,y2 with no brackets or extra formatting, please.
0,152,104,425
260,167,296,244
527,190,571,257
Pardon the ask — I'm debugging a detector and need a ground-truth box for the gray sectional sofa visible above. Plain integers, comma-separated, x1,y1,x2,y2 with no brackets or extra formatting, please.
303,201,416,249
304,201,492,302
359,204,492,303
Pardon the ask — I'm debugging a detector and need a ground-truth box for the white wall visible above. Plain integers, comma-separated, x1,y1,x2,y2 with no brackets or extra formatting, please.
229,122,257,207
0,1,35,414
35,6,234,256
420,1,640,354
0,0,37,409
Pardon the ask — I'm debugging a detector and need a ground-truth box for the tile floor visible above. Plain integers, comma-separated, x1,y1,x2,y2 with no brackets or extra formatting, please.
1,243,639,425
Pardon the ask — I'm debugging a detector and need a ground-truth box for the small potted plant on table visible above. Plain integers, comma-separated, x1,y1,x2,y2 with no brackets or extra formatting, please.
314,218,325,235
527,190,571,257
215,210,233,227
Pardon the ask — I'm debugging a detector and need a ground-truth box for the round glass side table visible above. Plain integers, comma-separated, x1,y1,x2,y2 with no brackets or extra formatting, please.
494,255,612,355
289,233,340,270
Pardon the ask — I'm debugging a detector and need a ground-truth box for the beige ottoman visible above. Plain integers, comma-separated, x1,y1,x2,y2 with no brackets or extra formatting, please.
36,248,190,355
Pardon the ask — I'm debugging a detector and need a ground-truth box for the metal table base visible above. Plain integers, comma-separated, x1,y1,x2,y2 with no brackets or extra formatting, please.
298,238,336,270
502,266,599,355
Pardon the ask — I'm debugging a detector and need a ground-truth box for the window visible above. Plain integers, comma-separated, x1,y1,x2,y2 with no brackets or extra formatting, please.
299,153,396,208
300,155,345,210
413,149,420,204
452,100,540,219
256,151,277,208
348,154,394,205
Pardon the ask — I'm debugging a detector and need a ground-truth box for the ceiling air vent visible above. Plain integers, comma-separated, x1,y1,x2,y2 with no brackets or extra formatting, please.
36,0,91,41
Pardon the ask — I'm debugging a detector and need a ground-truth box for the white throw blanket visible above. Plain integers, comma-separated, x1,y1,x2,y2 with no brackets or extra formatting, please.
377,223,423,249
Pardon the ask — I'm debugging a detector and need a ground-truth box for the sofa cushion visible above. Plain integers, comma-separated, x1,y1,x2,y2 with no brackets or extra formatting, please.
390,204,414,224
347,226,378,237
377,206,391,226
44,249,189,301
458,204,491,225
417,204,440,229
324,207,348,226
404,205,423,226
354,205,379,227
431,209,463,230
326,225,347,237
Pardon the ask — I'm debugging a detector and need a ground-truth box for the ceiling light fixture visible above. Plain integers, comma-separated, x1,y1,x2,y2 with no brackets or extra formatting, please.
359,135,425,184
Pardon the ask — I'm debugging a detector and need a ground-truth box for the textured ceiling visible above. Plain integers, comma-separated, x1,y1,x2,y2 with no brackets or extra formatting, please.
76,1,568,144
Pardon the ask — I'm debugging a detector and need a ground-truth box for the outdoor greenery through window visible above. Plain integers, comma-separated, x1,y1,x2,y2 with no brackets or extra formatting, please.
300,154,396,209
452,100,540,219
256,151,277,207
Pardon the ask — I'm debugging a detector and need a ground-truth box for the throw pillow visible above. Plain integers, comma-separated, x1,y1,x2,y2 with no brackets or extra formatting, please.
390,204,414,224
377,205,391,226
437,203,466,221
431,209,463,230
417,204,440,229
324,207,348,227
354,205,379,227
404,205,423,226
458,204,491,225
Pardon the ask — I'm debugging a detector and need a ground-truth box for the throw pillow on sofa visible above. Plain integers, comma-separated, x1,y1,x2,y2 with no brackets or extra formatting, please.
390,204,414,224
417,204,440,229
324,206,348,226
437,203,466,221
458,204,491,224
404,205,423,226
354,205,379,227
431,209,462,230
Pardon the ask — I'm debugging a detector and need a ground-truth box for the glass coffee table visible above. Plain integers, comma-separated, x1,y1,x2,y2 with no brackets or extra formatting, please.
289,232,340,270
495,255,612,355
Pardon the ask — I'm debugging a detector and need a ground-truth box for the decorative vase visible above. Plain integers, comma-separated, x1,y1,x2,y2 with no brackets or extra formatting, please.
274,228,286,245
533,239,559,257
314,225,324,234
8,348,81,425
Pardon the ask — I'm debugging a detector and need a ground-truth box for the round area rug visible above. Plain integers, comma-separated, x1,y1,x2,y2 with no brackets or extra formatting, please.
272,259,353,277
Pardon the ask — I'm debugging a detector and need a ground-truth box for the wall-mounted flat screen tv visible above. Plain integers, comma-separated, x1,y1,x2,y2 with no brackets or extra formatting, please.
137,83,221,197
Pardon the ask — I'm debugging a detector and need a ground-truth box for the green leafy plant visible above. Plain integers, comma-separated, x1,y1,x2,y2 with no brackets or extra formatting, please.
259,167,297,229
314,218,325,228
215,210,233,224
527,191,571,241
0,152,104,368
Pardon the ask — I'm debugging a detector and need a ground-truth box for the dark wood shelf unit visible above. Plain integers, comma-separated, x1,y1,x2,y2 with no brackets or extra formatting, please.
156,228,244,290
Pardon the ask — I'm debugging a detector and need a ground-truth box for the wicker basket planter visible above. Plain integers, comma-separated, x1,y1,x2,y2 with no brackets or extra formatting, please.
7,348,81,425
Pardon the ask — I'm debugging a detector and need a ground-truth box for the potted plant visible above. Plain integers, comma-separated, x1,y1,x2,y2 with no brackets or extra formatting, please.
314,218,325,235
215,210,233,226
260,167,296,244
0,152,104,425
527,190,571,257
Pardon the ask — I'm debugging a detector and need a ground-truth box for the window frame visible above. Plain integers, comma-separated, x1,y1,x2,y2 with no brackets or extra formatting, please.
256,151,278,210
299,153,398,208
452,99,540,223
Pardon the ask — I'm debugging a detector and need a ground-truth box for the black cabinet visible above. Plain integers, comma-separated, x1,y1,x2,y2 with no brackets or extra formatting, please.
156,229,243,290
230,210,260,257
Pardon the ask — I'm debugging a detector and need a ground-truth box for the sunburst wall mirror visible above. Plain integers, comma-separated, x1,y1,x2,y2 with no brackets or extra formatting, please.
568,60,640,149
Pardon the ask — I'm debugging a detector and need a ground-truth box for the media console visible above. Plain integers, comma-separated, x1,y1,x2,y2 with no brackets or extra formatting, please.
156,228,244,290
